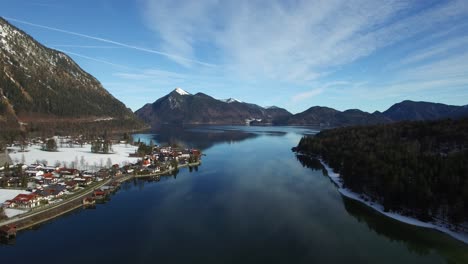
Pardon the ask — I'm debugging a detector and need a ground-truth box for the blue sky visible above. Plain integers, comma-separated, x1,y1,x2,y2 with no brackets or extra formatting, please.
1,0,468,114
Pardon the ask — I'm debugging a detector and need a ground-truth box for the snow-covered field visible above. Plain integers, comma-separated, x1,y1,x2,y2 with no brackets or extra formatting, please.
0,189,31,204
321,160,468,245
9,144,139,170
4,208,27,218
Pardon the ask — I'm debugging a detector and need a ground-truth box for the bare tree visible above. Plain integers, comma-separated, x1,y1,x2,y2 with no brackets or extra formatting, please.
80,156,85,170
106,158,112,168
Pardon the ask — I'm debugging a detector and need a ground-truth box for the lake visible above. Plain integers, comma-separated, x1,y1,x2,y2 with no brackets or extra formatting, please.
1,126,467,264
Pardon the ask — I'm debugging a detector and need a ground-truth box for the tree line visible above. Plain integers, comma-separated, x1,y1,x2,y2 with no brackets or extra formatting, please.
295,118,468,224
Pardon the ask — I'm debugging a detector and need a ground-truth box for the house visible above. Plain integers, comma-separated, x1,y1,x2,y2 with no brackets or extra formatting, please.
42,166,57,173
25,170,44,177
36,185,67,200
58,168,79,178
27,163,44,170
96,169,109,178
6,177,20,187
142,158,151,167
0,225,17,240
140,164,160,174
82,171,95,178
65,180,79,191
74,177,93,187
93,189,106,199
82,197,95,206
43,173,58,184
82,173,94,181
8,193,41,208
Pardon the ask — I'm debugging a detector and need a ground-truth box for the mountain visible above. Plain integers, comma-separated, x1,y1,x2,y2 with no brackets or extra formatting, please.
287,106,391,127
135,88,292,126
382,100,467,121
287,100,468,127
223,98,242,103
0,17,144,134
137,89,468,128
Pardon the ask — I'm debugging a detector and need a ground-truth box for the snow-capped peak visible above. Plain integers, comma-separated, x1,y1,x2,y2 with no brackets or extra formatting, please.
223,98,242,103
174,87,190,95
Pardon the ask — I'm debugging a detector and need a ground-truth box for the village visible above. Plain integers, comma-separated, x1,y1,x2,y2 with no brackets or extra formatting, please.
0,136,201,241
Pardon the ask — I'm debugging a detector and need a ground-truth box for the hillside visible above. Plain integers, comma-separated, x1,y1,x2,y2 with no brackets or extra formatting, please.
287,106,391,126
294,118,468,224
287,100,468,127
382,100,468,121
135,88,292,126
0,17,144,135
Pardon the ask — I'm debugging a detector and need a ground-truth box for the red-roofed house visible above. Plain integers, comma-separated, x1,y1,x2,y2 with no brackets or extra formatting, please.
43,173,58,184
9,193,41,208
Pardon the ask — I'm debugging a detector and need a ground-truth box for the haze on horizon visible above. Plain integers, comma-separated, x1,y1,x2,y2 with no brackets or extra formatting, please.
1,0,467,114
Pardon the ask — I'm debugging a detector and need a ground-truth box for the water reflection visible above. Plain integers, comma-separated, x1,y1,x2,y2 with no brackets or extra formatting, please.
295,154,324,171
3,125,466,264
133,125,262,150
342,198,468,263
295,153,468,263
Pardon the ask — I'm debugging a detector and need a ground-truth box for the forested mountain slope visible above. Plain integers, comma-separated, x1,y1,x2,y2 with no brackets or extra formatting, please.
295,118,468,223
0,17,144,135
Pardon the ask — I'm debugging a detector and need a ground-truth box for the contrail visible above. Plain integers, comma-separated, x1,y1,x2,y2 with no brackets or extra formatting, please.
4,17,216,67
51,45,123,49
54,49,135,70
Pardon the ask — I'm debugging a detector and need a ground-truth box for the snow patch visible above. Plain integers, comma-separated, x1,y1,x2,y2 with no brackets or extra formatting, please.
320,160,468,245
4,208,28,218
223,98,242,103
174,87,190,95
9,143,139,170
0,189,31,205
94,117,114,122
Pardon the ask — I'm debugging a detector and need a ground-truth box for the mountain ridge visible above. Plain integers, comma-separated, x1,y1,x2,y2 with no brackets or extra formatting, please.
136,90,468,128
135,88,292,126
0,17,145,134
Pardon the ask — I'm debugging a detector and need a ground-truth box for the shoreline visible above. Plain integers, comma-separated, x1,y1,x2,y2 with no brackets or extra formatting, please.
0,162,201,232
0,178,112,231
319,159,468,245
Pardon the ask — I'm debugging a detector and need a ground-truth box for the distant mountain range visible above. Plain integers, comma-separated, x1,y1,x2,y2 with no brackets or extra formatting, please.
0,17,144,134
135,88,292,126
136,89,468,127
382,100,468,122
1,17,466,133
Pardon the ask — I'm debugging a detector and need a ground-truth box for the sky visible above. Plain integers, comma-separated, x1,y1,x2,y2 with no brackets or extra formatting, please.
1,0,468,114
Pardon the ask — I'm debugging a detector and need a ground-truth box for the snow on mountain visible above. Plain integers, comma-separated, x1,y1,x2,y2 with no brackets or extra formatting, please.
174,87,190,95
223,98,243,103
0,17,145,132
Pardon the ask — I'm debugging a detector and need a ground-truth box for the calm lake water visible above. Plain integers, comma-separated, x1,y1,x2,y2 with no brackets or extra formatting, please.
1,126,467,264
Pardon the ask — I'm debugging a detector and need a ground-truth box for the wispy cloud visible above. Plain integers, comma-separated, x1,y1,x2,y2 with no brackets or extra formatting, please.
140,0,468,86
114,69,189,81
291,81,350,103
55,49,134,70
4,17,216,67
291,88,324,103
